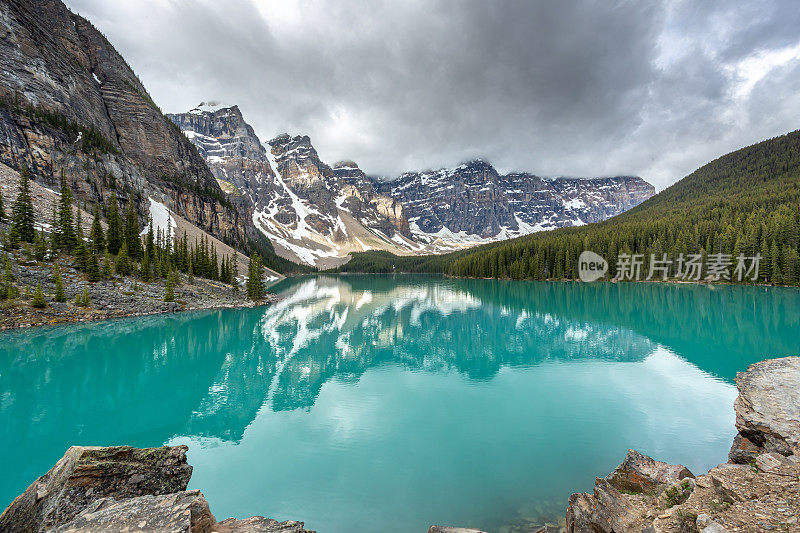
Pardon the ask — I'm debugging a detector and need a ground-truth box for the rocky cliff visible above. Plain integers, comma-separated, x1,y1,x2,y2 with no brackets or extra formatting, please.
0,0,257,252
375,160,655,247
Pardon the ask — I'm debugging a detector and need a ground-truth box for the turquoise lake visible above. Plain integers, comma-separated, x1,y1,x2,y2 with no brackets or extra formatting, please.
2,275,800,532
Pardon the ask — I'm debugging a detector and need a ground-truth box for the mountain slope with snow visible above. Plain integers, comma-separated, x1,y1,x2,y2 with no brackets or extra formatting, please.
168,108,420,267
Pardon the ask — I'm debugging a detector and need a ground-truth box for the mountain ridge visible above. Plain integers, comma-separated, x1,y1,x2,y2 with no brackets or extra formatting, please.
169,103,655,267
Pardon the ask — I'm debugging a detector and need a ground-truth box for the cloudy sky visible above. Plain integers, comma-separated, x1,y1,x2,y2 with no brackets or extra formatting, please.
65,0,800,190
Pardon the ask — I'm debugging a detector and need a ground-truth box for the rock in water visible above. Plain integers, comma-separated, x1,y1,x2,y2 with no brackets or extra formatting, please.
0,445,192,532
730,356,800,460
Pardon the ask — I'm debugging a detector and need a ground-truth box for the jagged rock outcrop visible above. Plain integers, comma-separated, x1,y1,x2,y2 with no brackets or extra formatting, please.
332,160,410,237
729,356,800,462
566,450,695,532
565,356,800,533
0,445,313,533
167,103,275,208
0,0,253,250
375,160,655,246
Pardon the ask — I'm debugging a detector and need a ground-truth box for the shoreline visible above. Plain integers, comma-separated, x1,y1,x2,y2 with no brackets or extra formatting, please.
0,247,283,332
0,294,280,333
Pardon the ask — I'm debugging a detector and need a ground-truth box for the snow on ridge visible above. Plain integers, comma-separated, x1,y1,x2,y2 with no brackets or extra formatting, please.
140,197,177,238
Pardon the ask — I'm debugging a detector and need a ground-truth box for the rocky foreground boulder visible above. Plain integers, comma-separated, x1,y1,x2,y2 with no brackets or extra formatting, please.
565,356,800,533
729,357,800,463
0,445,312,533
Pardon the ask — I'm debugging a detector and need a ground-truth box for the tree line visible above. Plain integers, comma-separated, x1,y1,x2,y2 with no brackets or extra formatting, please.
1,166,271,304
335,128,800,286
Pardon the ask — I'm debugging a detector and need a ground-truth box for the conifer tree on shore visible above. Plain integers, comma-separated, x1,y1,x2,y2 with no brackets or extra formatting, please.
32,281,46,308
115,242,131,276
164,268,175,302
90,205,105,253
246,253,264,300
53,264,66,302
11,166,35,244
54,175,76,251
124,201,142,260
106,193,122,255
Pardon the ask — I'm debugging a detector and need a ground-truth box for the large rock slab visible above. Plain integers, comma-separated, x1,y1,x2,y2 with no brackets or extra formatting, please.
731,356,800,461
0,445,192,532
51,490,215,533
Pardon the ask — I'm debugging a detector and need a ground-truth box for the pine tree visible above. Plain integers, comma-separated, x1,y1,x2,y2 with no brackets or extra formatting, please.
53,264,66,302
75,286,90,307
124,201,142,260
2,255,16,299
74,207,84,252
231,251,239,291
116,242,131,276
90,204,105,253
145,216,155,261
101,251,113,280
187,257,194,284
11,165,35,243
86,246,101,282
106,193,122,255
246,253,264,300
55,175,76,251
34,230,48,261
164,268,175,302
0,188,4,222
140,251,151,281
32,281,46,308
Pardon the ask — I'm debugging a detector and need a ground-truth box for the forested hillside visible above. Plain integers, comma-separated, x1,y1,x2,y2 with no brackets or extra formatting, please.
335,129,800,284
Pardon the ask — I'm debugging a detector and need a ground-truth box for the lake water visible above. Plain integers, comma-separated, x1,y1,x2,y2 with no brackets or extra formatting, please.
2,275,799,532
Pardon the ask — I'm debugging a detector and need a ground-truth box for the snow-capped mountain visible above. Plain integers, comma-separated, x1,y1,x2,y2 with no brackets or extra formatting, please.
376,160,655,248
168,107,419,267
169,104,655,267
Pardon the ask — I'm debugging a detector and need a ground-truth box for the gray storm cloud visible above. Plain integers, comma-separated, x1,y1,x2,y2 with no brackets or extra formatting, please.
65,0,800,189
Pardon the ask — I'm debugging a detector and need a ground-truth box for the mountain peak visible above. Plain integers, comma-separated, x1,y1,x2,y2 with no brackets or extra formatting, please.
190,101,238,115
333,160,359,170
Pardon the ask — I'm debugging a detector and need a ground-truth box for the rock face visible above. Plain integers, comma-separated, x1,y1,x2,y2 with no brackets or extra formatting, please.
0,445,313,533
375,160,655,246
167,103,275,209
0,445,192,532
0,0,258,253
729,356,800,461
564,356,800,533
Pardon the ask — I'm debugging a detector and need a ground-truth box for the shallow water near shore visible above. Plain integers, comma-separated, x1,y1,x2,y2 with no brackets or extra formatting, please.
1,275,799,532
